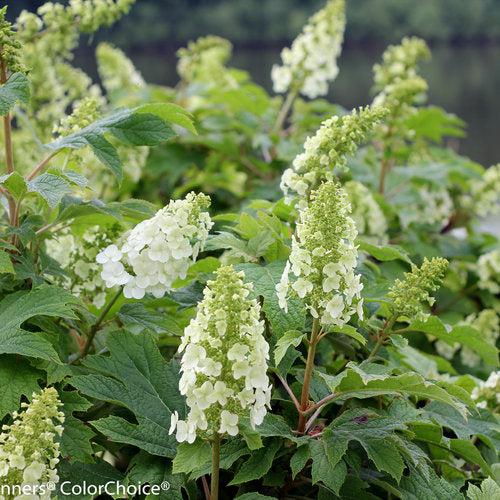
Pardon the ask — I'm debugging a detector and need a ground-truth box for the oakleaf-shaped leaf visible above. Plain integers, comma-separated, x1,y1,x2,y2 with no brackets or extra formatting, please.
0,286,81,362
319,363,470,417
0,72,30,115
71,330,185,457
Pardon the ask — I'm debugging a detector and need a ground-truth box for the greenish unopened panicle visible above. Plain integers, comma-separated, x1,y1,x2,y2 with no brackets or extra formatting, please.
281,106,387,202
388,257,448,321
0,7,25,73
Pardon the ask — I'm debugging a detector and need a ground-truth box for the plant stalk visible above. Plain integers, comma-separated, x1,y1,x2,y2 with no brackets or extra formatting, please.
0,56,18,230
273,89,297,134
297,318,321,433
210,434,221,500
80,288,123,358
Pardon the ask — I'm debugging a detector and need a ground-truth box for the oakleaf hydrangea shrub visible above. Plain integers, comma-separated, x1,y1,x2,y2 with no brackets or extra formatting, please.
0,1,498,499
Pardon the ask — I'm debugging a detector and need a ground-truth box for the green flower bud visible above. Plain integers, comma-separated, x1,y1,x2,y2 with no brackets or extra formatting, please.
388,257,448,321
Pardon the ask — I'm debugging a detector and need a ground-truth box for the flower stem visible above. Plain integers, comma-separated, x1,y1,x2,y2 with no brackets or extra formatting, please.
0,56,18,230
210,434,221,500
80,288,122,359
367,316,396,360
273,89,297,134
297,318,321,433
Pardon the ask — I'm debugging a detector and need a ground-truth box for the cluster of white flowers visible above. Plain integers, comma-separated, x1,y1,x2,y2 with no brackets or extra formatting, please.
471,371,500,410
477,249,500,295
400,186,453,229
372,36,429,110
0,388,64,498
435,309,499,367
170,266,271,443
463,164,500,218
271,0,345,99
277,181,363,326
177,35,233,83
281,106,386,203
344,180,388,243
96,42,145,96
46,225,120,309
97,193,212,300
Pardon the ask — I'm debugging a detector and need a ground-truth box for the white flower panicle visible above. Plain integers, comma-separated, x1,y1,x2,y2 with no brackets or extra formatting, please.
97,192,212,300
280,106,386,203
463,164,500,218
372,36,430,109
477,249,500,295
344,180,388,243
400,186,454,229
47,225,120,309
471,371,500,410
277,181,363,326
0,388,64,499
272,0,345,99
177,35,232,83
170,266,271,443
96,42,145,95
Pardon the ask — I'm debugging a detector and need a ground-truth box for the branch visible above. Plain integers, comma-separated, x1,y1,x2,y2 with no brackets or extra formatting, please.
26,151,59,181
276,373,302,412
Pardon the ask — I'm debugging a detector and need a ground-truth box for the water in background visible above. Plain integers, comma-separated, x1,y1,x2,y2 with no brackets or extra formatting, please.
76,43,500,166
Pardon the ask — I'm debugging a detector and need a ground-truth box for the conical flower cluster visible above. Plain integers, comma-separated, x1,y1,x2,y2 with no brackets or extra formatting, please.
477,249,500,295
0,7,25,73
271,0,345,99
97,192,213,299
96,42,144,96
280,106,386,203
344,180,388,243
177,35,232,83
276,181,363,326
372,36,430,109
388,257,448,321
170,266,271,443
0,388,64,499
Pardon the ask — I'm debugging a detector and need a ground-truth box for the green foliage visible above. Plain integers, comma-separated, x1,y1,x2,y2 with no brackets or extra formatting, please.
0,1,498,499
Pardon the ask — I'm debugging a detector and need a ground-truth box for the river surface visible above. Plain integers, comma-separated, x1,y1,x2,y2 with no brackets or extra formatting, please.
76,43,500,166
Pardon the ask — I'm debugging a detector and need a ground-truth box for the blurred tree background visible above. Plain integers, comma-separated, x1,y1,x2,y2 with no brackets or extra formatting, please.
5,0,500,165
7,0,500,47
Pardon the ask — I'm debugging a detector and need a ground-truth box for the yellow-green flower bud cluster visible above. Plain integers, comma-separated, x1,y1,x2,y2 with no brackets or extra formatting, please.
281,106,386,203
372,37,429,154
96,43,144,97
0,388,64,498
277,181,363,326
344,180,388,243
46,225,120,309
271,0,345,99
471,371,500,410
373,37,430,90
0,7,25,73
54,97,101,136
177,35,232,83
388,257,448,321
477,249,500,295
170,266,271,443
